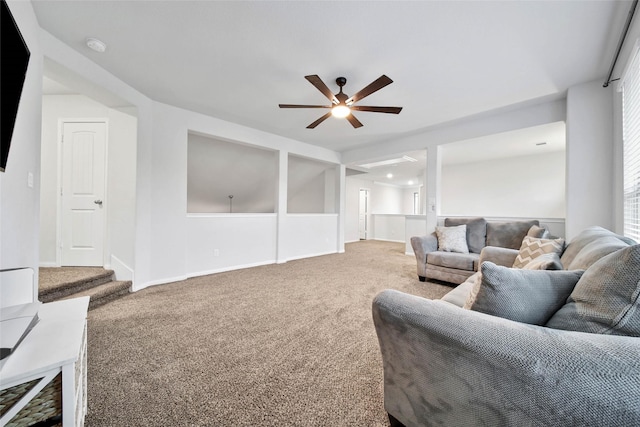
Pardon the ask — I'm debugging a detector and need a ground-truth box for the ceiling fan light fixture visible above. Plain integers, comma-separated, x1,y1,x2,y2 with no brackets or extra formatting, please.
332,105,351,118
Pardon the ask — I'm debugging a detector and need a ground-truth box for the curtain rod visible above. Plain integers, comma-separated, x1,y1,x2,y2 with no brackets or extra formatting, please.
604,0,638,88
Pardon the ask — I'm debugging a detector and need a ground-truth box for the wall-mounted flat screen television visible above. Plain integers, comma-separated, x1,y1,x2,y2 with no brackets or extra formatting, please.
1,0,31,173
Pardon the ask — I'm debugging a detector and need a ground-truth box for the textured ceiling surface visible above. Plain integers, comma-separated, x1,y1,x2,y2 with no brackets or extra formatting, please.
32,0,628,156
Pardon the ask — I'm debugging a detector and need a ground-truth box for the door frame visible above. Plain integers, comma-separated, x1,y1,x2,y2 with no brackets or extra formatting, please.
55,118,110,267
358,188,370,240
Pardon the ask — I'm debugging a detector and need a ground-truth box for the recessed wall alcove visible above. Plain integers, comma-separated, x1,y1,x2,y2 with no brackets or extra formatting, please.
287,154,338,214
187,133,277,213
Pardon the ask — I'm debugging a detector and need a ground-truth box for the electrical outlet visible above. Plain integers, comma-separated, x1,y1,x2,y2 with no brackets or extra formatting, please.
213,249,220,257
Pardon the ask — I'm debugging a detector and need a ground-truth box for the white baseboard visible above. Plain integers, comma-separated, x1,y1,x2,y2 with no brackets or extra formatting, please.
39,262,59,268
285,250,336,262
110,255,134,281
133,274,189,292
186,260,276,279
373,238,405,243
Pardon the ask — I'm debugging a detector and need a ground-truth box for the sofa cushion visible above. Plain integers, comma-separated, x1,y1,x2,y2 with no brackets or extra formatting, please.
466,262,584,325
560,226,634,270
512,236,565,268
444,217,487,254
546,244,640,336
486,220,539,250
521,252,563,270
436,225,469,254
427,251,478,271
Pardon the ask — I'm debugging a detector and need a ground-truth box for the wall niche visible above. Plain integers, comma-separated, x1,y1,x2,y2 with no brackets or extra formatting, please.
288,154,338,214
187,133,277,213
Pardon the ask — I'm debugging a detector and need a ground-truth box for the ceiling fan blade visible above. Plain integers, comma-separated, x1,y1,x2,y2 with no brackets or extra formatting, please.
307,112,333,129
351,106,403,114
279,104,331,108
305,75,338,104
346,113,363,129
346,75,393,105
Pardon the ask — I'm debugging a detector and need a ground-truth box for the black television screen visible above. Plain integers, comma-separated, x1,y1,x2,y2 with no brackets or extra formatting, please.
1,0,30,173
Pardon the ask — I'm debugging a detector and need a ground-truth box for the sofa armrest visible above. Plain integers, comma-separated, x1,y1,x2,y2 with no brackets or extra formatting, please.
479,245,518,267
372,289,640,427
410,234,438,278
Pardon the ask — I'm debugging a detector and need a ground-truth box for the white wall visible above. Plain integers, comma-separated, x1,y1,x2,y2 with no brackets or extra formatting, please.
371,183,404,214
186,214,277,278
280,214,339,260
403,186,421,214
40,94,137,278
441,151,565,218
345,150,566,244
565,80,615,239
1,1,43,304
372,214,405,242
345,176,415,242
345,177,368,242
135,101,342,289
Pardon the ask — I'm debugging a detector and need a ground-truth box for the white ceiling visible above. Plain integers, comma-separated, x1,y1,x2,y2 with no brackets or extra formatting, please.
32,0,629,156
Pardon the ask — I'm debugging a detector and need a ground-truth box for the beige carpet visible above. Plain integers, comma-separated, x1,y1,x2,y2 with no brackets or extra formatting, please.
39,267,111,293
85,240,451,426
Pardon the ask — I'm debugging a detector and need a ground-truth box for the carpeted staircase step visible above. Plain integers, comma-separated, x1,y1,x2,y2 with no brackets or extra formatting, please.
61,280,132,310
39,268,115,303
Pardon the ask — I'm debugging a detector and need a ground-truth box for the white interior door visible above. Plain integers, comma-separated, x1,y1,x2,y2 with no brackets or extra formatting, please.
61,121,106,266
359,189,369,240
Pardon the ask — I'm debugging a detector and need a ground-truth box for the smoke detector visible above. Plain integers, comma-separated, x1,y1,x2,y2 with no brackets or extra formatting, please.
86,37,106,53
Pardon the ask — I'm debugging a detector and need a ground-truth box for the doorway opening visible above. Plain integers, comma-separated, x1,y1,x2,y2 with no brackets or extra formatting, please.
358,188,370,240
40,63,138,279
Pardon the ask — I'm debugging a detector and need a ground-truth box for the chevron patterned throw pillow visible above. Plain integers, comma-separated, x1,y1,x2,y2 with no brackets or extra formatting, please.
513,236,565,269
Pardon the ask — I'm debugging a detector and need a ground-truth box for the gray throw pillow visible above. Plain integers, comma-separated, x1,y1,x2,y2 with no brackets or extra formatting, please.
486,220,539,249
468,262,584,325
436,225,469,254
527,224,549,239
546,244,640,336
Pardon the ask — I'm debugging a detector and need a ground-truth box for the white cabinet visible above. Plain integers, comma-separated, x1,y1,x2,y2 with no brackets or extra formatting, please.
0,297,89,426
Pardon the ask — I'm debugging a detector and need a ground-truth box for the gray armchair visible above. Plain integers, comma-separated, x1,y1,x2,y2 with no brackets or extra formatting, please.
372,289,640,426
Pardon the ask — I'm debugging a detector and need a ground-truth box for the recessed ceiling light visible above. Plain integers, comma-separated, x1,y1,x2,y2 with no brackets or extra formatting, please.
86,37,106,53
387,173,393,178
408,180,414,185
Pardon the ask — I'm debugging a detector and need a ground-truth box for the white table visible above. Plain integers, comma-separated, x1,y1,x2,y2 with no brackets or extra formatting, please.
0,297,89,426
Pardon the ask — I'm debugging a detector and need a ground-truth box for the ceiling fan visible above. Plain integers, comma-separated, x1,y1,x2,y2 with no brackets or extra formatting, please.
279,75,402,129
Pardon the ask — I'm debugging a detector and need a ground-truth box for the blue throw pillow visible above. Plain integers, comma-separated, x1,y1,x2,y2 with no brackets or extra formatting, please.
467,262,584,325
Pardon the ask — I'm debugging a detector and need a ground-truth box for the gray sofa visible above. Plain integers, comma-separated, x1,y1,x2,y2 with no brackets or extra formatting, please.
410,217,541,284
373,226,640,426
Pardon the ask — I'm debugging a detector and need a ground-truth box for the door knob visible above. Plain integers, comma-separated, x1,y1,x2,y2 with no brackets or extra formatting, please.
94,199,103,205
